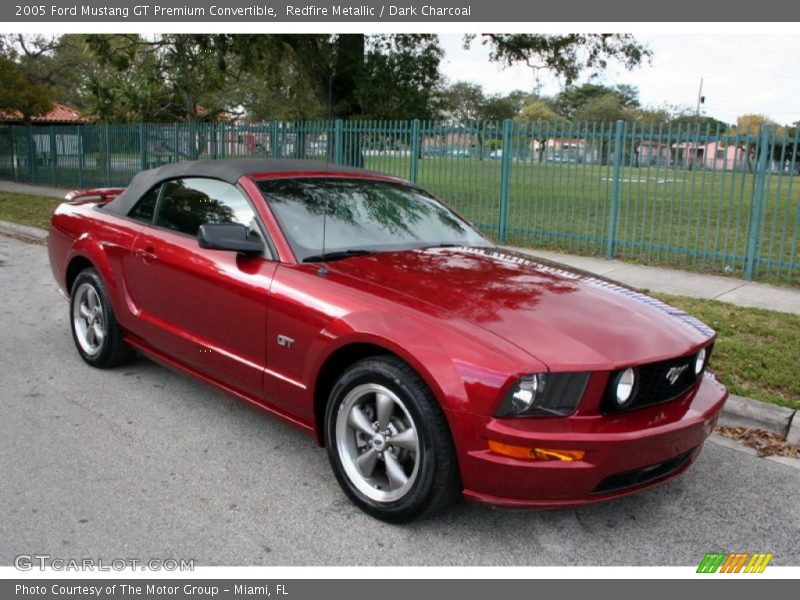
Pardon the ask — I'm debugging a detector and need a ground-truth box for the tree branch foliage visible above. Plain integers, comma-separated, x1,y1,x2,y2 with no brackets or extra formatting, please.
0,33,658,124
472,34,652,85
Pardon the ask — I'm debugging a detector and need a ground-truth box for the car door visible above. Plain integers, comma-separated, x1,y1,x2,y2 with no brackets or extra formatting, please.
124,177,277,399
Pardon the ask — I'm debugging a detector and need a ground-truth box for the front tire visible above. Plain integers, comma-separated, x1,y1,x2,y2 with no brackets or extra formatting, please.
324,356,460,522
70,268,135,368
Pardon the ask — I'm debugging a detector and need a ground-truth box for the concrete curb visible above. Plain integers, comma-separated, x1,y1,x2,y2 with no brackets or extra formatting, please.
0,220,797,448
0,219,48,241
717,394,796,438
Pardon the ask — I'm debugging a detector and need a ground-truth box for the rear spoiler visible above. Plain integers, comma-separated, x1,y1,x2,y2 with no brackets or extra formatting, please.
64,188,125,205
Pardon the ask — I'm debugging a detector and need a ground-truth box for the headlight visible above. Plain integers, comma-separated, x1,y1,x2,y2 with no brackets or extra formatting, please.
496,372,590,417
509,374,544,412
615,367,636,407
694,348,707,375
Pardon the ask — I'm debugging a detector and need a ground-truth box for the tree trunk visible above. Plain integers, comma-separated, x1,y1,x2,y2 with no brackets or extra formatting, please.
323,35,366,167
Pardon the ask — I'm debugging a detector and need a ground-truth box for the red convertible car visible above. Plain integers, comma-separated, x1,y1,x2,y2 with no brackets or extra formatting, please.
48,159,727,522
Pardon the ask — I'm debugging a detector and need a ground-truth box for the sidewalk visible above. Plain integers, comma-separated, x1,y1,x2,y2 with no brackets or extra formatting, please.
510,247,800,316
1,179,798,316
0,180,71,199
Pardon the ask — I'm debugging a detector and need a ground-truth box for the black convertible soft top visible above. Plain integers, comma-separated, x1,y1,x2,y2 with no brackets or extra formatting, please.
102,158,390,216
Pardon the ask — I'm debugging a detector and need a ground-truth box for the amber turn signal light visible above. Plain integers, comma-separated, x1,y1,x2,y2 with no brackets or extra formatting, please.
488,440,585,462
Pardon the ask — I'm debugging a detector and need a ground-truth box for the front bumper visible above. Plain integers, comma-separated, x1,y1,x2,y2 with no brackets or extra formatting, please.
453,372,728,508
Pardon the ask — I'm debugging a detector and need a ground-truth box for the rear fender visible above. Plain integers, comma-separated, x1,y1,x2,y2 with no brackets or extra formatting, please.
64,234,123,315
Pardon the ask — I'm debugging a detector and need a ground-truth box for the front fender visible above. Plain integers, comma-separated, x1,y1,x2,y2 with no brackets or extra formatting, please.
308,310,545,416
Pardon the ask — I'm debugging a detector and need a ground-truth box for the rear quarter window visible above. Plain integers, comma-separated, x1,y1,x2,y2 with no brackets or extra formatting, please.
128,185,160,223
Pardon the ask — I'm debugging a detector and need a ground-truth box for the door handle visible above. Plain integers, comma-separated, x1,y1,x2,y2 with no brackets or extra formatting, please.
135,246,157,265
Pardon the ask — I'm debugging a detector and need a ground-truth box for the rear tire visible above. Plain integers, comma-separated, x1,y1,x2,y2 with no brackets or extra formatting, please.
324,355,460,522
69,268,135,368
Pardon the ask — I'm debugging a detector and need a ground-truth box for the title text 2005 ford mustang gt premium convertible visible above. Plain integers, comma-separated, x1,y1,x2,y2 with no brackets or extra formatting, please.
47,159,728,522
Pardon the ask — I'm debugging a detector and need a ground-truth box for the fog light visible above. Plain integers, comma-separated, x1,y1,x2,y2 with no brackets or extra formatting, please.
616,367,636,406
488,440,585,462
694,348,707,375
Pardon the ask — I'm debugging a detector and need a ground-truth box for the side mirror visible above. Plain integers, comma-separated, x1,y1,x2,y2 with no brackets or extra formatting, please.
198,223,264,254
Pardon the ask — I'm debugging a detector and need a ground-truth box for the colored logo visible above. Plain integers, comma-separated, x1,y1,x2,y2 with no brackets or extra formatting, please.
697,552,773,573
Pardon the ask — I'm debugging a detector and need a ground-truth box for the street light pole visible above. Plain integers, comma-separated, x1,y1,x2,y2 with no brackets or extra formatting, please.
695,77,705,122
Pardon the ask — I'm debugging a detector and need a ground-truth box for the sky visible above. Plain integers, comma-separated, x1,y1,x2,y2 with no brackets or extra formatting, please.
439,33,800,126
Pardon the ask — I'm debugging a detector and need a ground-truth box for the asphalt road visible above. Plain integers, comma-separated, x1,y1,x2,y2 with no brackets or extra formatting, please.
1,234,798,566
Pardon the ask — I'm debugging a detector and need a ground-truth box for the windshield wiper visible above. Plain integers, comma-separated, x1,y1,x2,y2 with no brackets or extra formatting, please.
302,249,374,263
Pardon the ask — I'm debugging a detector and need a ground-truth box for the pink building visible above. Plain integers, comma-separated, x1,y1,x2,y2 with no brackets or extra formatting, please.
697,141,749,170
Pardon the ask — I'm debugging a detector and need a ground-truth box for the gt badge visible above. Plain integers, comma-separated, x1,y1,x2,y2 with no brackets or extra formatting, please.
276,334,295,349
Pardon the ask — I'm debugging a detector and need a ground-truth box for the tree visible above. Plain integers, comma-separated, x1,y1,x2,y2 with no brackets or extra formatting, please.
574,93,628,123
772,126,799,174
516,99,565,123
0,53,53,120
52,32,650,165
439,84,534,123
85,34,232,123
439,81,486,122
670,112,730,133
229,34,443,121
221,51,324,122
223,34,445,165
473,34,651,86
731,114,779,172
233,33,649,164
572,95,630,165
358,35,444,120
554,83,640,121
0,34,102,111
480,92,531,122
438,84,532,158
515,99,569,162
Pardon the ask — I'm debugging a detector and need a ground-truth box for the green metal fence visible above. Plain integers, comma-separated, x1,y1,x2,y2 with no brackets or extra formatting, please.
1,119,798,285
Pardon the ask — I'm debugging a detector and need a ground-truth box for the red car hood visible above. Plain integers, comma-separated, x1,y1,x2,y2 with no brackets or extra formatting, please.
329,247,714,370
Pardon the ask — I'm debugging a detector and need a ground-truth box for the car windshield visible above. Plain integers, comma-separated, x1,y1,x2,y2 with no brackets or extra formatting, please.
257,177,492,262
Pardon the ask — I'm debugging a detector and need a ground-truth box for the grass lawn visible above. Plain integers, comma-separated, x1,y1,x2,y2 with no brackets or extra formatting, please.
0,189,796,410
658,293,800,410
363,156,800,285
0,191,61,230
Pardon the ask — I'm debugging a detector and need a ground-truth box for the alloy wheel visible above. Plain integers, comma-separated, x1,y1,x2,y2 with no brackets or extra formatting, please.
335,383,421,503
72,282,106,356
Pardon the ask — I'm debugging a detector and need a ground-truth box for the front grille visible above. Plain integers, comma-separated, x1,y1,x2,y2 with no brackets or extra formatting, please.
602,346,712,414
592,447,698,495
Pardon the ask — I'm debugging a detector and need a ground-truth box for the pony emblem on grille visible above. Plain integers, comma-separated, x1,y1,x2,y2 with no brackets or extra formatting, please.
666,364,689,385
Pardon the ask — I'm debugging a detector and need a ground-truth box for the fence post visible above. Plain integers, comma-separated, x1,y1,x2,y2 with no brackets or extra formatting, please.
744,126,771,280
77,125,84,189
271,122,281,158
172,122,179,162
139,123,148,170
409,119,420,183
334,119,343,164
497,119,513,243
49,125,57,186
104,123,112,186
606,119,626,259
27,125,35,182
9,126,17,181
219,122,226,159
